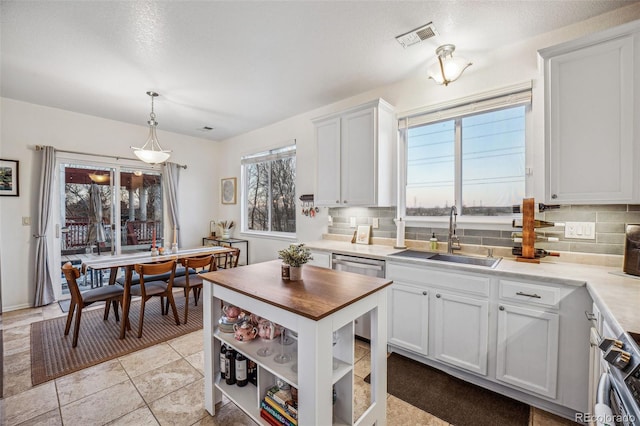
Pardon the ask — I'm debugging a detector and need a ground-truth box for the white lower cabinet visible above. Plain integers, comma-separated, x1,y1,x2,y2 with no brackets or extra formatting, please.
388,282,429,355
495,303,559,399
432,291,489,375
307,251,331,268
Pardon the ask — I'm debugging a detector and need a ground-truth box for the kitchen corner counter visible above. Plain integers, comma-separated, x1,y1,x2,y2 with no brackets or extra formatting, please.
305,239,640,336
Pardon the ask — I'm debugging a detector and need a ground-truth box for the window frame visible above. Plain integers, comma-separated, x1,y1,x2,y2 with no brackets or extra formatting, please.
240,143,297,240
397,83,532,228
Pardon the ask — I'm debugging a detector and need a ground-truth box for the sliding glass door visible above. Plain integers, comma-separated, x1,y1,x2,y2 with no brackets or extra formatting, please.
57,160,163,296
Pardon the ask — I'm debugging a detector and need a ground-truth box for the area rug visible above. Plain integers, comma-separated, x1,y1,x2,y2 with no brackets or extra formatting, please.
31,293,202,385
365,352,530,426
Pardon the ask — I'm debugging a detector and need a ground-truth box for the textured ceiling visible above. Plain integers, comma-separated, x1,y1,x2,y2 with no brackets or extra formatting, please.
1,1,636,141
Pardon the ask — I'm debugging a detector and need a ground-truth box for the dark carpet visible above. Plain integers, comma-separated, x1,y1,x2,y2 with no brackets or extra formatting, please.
31,293,201,385
365,352,530,426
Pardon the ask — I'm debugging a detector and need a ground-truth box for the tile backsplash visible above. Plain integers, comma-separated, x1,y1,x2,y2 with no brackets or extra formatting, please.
327,205,640,256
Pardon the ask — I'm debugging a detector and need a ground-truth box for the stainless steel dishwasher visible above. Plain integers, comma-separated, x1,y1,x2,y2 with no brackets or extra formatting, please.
331,253,386,340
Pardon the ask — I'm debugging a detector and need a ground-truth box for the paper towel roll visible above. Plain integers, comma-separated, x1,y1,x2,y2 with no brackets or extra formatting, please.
394,218,406,249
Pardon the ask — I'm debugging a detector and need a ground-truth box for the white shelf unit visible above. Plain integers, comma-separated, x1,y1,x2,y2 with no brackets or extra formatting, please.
203,281,388,425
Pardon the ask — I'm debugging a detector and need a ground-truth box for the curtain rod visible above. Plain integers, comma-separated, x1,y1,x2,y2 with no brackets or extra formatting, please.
34,145,187,169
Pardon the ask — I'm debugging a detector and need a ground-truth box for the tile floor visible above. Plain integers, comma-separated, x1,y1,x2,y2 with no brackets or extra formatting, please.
1,303,577,425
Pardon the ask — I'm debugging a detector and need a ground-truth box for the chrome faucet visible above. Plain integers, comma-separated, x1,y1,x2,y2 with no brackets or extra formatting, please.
448,206,462,254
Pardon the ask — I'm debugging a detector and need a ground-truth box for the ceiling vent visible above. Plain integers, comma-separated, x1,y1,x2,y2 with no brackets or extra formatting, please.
395,22,438,48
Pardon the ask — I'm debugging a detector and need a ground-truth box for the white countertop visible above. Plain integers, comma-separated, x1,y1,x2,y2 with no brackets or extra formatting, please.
305,239,640,336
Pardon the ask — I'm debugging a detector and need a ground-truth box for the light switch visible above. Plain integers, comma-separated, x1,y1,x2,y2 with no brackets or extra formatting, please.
349,217,356,228
327,215,333,226
372,218,379,229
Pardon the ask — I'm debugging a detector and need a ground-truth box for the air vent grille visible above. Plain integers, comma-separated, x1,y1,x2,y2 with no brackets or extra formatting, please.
395,22,438,48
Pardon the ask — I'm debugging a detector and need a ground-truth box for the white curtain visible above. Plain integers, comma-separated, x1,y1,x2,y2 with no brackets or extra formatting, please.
33,146,56,307
162,162,181,247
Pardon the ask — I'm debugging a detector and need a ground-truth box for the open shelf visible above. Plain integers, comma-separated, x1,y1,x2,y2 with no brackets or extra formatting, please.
332,358,352,384
214,374,261,423
215,328,298,387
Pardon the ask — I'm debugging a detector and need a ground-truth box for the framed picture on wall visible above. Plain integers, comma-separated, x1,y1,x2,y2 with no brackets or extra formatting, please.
221,177,237,204
0,159,19,196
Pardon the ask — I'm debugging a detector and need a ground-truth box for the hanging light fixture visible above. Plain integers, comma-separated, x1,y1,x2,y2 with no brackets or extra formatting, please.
427,44,472,86
131,91,171,164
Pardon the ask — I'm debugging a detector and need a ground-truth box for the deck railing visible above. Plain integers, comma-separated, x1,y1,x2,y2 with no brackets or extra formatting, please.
62,219,163,252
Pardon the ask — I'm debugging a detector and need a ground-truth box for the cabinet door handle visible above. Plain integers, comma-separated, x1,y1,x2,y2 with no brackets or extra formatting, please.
585,311,597,322
343,200,348,204
336,200,340,204
435,293,441,298
551,194,558,199
422,291,427,296
499,306,505,311
515,291,541,299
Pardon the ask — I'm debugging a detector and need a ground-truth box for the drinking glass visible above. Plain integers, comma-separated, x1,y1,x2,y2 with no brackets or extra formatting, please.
273,326,292,364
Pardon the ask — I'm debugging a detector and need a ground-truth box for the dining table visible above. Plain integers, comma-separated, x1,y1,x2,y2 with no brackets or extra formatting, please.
81,245,236,338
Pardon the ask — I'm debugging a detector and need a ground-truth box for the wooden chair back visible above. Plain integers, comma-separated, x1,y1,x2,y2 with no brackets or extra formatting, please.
135,259,177,287
228,248,241,268
180,254,215,272
62,262,83,303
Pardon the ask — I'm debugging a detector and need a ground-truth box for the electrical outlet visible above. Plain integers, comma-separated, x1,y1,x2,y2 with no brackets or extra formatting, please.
372,218,379,229
565,221,595,239
349,217,356,228
22,216,31,226
327,215,333,226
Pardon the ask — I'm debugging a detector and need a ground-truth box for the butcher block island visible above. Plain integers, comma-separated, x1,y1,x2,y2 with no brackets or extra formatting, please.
201,260,392,425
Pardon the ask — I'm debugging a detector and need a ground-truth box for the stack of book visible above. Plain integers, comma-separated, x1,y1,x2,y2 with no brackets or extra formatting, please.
260,385,298,426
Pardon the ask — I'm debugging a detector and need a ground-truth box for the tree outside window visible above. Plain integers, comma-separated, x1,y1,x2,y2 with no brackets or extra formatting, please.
243,145,296,234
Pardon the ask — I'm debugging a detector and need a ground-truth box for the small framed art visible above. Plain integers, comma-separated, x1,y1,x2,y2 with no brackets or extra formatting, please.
221,177,237,204
355,225,372,245
0,159,19,196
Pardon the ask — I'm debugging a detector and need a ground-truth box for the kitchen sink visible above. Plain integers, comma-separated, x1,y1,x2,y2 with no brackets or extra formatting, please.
389,249,501,268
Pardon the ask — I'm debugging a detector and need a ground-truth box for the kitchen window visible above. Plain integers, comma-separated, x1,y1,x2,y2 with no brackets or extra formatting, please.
241,144,296,236
400,85,531,218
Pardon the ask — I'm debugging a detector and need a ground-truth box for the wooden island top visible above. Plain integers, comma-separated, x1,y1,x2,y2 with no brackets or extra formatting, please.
200,259,392,321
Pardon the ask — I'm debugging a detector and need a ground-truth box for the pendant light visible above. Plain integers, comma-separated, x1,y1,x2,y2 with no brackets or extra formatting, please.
131,91,171,164
427,44,472,86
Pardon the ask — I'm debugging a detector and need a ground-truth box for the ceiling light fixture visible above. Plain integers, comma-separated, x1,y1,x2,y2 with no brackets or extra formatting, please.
131,91,171,164
427,44,472,86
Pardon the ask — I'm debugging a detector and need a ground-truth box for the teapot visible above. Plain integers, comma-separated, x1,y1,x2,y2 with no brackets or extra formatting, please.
233,321,258,342
223,304,242,321
257,319,281,340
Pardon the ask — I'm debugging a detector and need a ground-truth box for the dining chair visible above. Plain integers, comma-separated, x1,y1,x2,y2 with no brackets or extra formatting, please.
61,262,125,347
170,254,216,324
131,259,180,338
218,247,241,269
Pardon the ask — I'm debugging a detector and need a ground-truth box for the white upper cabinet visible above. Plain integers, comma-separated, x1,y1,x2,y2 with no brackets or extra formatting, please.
313,99,396,207
540,21,640,204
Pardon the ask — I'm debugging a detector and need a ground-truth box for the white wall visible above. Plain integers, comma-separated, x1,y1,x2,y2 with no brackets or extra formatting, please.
0,98,220,310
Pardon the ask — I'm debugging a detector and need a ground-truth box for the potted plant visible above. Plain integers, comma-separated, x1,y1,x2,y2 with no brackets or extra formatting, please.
278,243,312,280
218,220,235,239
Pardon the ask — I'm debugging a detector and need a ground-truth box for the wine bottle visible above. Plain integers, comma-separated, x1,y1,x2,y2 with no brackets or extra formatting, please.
511,232,559,242
220,344,227,377
248,360,257,386
512,219,565,229
235,352,248,387
512,247,560,257
512,203,561,213
225,348,236,385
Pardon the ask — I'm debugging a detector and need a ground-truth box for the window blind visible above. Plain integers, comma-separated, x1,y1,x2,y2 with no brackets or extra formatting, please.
240,143,296,165
398,81,532,129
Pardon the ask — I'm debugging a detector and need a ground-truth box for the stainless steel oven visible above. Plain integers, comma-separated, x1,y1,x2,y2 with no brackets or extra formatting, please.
331,254,385,340
593,332,640,425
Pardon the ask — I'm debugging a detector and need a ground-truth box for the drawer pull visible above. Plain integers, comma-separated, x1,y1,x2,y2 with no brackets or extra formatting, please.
422,291,427,296
585,311,597,322
435,293,441,298
499,306,505,311
516,291,541,299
